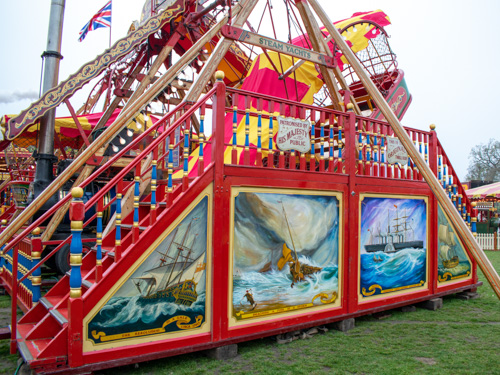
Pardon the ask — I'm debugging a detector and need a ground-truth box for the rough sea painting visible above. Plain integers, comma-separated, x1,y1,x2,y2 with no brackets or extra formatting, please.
87,196,209,345
232,190,341,321
437,204,471,283
360,196,427,298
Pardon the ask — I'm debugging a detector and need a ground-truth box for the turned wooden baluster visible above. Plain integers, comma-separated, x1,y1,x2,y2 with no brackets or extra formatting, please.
244,95,251,166
115,184,122,262
96,197,103,282
257,98,263,167
267,100,275,169
31,227,42,305
232,93,238,165
69,187,84,298
310,109,316,171
198,104,206,175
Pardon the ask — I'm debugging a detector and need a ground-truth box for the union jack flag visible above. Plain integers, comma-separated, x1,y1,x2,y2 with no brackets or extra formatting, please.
78,1,112,42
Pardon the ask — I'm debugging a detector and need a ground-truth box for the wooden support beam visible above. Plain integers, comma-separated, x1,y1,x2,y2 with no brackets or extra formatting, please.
295,0,343,112
307,0,500,299
42,38,180,244
184,0,259,102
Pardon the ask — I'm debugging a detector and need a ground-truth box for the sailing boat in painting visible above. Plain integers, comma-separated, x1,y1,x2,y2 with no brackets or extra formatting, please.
438,224,459,269
276,202,322,286
133,219,205,306
365,206,423,253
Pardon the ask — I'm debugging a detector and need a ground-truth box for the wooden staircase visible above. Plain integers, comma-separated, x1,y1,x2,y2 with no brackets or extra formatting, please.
15,173,200,368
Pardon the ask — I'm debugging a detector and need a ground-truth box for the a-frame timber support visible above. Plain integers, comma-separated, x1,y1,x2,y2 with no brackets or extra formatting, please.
305,0,500,298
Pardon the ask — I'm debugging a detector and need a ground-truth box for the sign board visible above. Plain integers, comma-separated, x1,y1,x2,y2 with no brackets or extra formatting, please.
221,26,335,68
386,137,408,165
276,117,311,153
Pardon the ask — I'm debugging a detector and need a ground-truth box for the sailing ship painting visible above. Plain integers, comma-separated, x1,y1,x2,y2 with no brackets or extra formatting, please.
232,190,341,322
437,205,471,282
364,206,424,253
87,196,209,345
133,221,204,306
360,196,427,298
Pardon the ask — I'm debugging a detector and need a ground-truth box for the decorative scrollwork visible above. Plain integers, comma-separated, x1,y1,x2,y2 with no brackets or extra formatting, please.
7,1,185,140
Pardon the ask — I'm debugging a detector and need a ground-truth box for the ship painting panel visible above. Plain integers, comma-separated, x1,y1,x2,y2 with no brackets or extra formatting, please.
86,195,210,346
230,189,342,323
437,204,472,283
359,195,428,299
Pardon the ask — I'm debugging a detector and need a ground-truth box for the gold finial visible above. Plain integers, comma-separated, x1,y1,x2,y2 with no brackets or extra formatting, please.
429,124,436,131
471,202,476,207
215,70,225,81
1,219,7,225
71,187,84,198
32,227,41,236
346,103,354,111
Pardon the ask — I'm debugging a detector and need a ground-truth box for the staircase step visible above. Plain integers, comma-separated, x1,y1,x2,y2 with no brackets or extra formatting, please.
18,340,35,362
139,201,166,207
51,308,68,325
17,323,36,339
83,279,94,289
64,271,94,290
30,338,53,355
43,295,65,310
40,296,53,310
120,224,149,231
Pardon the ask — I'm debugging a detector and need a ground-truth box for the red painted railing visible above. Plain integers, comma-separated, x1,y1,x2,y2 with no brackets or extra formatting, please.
0,74,477,357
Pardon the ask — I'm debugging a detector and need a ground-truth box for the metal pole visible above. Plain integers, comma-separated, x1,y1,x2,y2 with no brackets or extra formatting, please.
34,0,66,204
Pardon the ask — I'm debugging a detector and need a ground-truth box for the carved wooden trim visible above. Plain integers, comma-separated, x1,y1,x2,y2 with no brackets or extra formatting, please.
6,0,185,140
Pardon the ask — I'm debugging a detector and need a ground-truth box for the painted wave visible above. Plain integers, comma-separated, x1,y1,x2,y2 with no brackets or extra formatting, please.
88,293,206,337
360,248,426,293
438,261,471,277
233,256,338,307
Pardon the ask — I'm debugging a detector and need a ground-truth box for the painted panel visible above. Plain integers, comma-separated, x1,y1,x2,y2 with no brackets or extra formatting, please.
437,204,472,283
229,187,342,327
84,187,212,351
359,195,428,300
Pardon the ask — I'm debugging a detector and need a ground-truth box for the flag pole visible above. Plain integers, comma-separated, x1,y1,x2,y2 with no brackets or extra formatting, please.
109,0,112,48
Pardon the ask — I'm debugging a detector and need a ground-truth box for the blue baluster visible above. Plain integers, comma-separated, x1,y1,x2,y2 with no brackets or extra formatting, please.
183,128,189,177
443,164,447,189
133,176,140,229
115,192,122,261
199,114,205,166
310,120,316,162
257,110,262,153
151,160,157,211
245,108,250,155
69,188,84,298
329,124,334,164
268,112,274,152
96,210,103,269
438,155,442,184
168,144,173,194
381,134,385,163
320,121,325,162
232,105,238,151
31,228,41,304
338,124,343,161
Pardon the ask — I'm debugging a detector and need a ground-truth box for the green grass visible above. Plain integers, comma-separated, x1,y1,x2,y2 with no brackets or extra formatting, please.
0,295,10,309
1,253,499,375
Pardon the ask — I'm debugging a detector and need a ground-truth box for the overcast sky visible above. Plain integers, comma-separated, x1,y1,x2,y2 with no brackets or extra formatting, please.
1,0,499,180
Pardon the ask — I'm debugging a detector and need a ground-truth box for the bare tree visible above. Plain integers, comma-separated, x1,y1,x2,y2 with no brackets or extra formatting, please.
465,138,500,181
